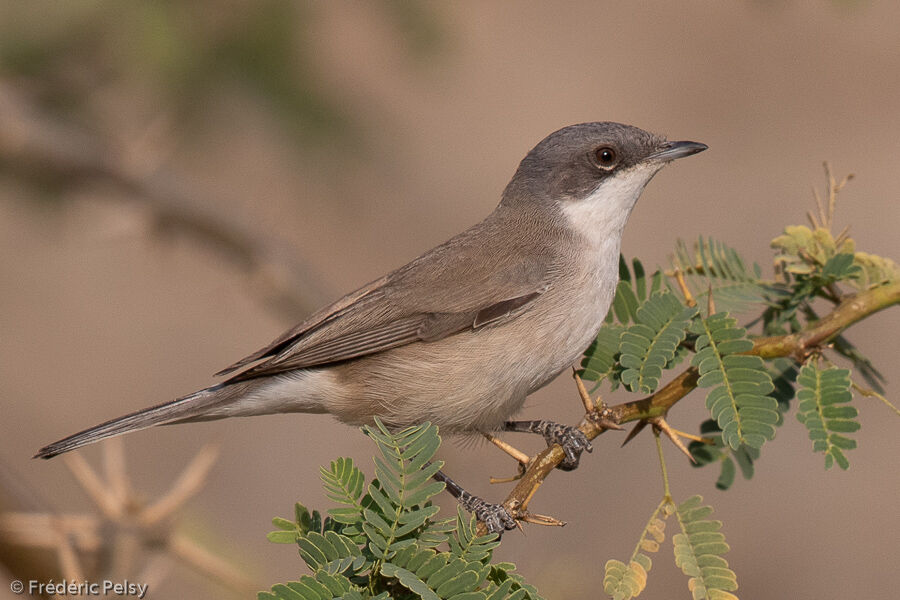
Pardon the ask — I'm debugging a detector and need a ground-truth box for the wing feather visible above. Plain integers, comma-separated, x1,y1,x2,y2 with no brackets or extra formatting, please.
219,209,563,383
214,277,388,376
263,317,422,370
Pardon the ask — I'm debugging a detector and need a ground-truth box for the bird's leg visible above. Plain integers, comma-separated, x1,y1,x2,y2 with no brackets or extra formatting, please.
502,420,592,471
482,433,531,466
482,433,530,483
432,469,518,535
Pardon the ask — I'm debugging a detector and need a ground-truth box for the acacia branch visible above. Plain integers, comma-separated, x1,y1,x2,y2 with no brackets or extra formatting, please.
752,281,900,360
484,280,900,534
0,81,330,319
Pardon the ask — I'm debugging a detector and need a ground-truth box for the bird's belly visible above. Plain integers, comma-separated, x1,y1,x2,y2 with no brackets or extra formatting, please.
329,276,616,433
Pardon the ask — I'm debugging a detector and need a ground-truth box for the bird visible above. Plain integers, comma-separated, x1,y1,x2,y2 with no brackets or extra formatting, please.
36,122,705,529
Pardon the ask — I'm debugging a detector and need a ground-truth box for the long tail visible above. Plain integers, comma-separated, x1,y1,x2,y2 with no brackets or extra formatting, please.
34,380,257,459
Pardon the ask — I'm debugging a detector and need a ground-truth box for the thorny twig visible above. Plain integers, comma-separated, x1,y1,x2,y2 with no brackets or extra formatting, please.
476,280,900,535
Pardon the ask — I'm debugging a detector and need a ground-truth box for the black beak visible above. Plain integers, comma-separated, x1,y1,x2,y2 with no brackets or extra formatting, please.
649,140,708,162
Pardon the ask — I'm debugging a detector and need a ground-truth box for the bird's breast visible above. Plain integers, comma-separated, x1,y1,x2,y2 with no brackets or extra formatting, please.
327,247,621,432
520,260,619,392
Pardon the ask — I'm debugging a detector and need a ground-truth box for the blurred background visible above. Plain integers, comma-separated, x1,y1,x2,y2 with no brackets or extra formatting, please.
1,1,898,598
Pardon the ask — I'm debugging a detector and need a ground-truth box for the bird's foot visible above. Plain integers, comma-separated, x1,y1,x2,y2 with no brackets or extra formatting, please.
459,493,518,535
541,421,592,470
432,468,518,535
504,420,592,470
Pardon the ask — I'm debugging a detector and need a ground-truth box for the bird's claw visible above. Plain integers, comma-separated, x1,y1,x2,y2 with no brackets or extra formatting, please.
502,419,593,470
540,422,592,470
460,494,518,535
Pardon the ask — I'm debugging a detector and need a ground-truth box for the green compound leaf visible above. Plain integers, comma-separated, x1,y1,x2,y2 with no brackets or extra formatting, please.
852,251,900,290
673,237,786,314
603,560,648,600
691,313,779,450
296,530,363,573
448,506,501,564
603,499,672,600
607,256,667,325
618,291,697,393
688,420,760,490
266,503,328,545
796,364,859,470
383,543,493,600
586,256,669,391
830,333,886,395
673,496,739,600
771,225,854,276
820,253,862,283
381,562,441,600
486,563,545,600
259,569,357,600
264,425,544,599
580,324,625,388
361,420,447,561
768,358,799,413
320,457,365,524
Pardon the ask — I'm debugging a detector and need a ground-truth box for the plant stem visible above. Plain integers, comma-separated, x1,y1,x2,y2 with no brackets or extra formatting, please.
654,431,672,501
481,280,900,535
753,281,900,360
614,280,900,424
852,381,900,417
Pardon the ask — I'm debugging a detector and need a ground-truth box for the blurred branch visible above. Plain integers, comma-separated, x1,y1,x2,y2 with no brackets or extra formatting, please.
0,440,258,595
0,461,62,590
0,81,330,320
138,444,219,527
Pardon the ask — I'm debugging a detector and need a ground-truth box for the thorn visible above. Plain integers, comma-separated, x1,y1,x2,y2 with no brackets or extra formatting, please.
706,283,716,316
824,161,836,229
586,403,623,431
838,172,855,190
667,427,715,445
483,433,531,466
649,417,696,463
673,268,696,307
834,224,851,248
489,472,525,485
489,460,527,484
572,368,595,413
815,166,829,229
514,519,526,535
806,209,819,230
812,185,825,228
622,420,648,447
519,512,566,527
595,416,624,431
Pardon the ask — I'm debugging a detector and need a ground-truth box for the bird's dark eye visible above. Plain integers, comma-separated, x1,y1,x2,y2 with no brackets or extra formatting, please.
594,146,617,169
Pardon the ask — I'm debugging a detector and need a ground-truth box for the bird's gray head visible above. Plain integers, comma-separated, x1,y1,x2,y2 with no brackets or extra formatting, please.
501,122,706,241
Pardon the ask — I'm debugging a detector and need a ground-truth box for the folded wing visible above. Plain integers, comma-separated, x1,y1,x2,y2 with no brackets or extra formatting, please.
218,214,559,383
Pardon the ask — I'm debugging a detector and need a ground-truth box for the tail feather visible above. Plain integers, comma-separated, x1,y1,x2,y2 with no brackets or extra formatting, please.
34,382,248,459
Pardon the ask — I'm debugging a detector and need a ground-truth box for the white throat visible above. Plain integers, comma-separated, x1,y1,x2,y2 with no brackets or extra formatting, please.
561,163,662,250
